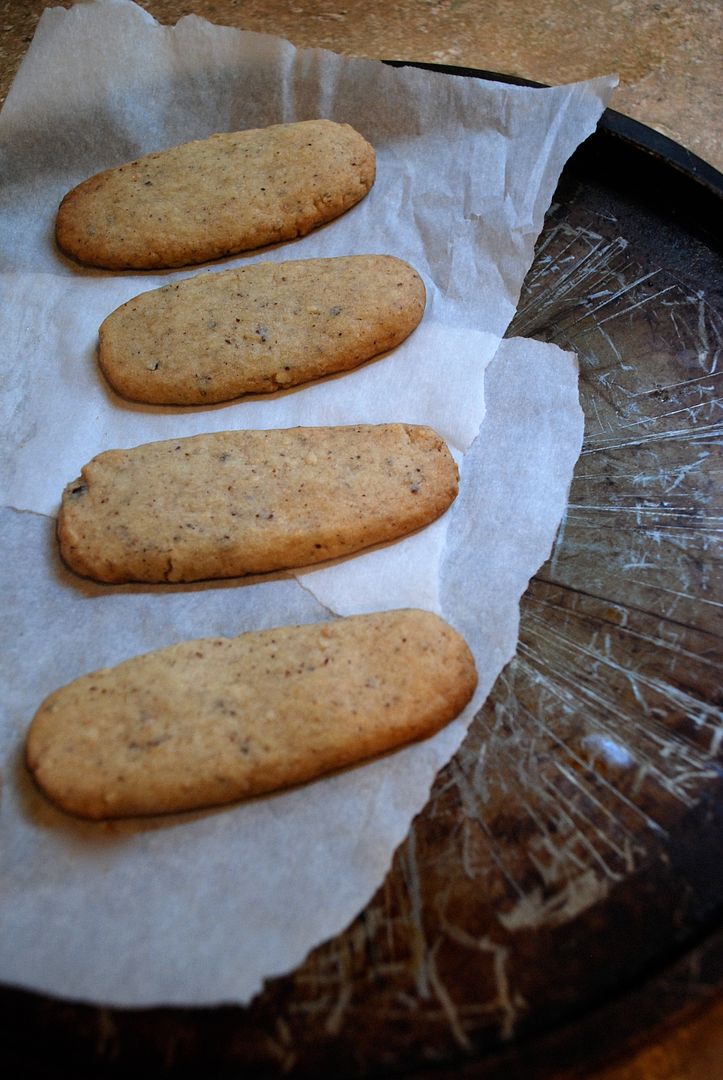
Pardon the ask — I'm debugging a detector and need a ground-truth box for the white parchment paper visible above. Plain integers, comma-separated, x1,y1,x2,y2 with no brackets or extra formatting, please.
0,0,612,1005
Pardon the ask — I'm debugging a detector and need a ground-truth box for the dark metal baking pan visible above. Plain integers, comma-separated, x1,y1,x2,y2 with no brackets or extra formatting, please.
3,64,722,1079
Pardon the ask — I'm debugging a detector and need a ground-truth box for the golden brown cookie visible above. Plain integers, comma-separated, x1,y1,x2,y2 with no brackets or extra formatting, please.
26,609,478,820
57,424,459,584
98,255,425,405
56,120,376,270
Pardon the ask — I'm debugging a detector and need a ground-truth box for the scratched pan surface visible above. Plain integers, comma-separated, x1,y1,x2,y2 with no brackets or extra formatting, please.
3,75,723,1076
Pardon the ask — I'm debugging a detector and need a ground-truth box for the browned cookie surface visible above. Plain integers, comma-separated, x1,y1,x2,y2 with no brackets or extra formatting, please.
26,610,478,820
57,424,459,584
98,255,425,404
56,120,375,269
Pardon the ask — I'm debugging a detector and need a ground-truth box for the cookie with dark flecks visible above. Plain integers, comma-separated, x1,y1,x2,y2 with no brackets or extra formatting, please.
98,255,425,405
26,609,477,819
56,424,459,584
56,120,376,269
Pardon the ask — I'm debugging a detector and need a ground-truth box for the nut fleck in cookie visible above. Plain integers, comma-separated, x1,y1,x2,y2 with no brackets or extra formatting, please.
57,424,459,584
26,610,478,820
98,255,425,405
56,120,376,270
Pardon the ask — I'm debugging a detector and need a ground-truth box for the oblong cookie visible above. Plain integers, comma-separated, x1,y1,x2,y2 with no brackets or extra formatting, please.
56,120,376,270
57,424,458,584
98,255,426,405
26,610,478,820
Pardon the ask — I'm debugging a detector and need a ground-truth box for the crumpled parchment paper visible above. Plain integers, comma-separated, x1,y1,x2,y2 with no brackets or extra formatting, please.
0,0,614,1005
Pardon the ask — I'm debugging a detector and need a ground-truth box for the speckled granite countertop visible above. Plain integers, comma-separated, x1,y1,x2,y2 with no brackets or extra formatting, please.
1,0,721,171
1,4,721,1080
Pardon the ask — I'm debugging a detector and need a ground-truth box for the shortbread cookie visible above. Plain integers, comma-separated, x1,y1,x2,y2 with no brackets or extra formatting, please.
98,255,426,405
56,120,376,270
57,424,458,584
26,609,477,820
